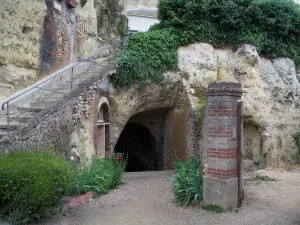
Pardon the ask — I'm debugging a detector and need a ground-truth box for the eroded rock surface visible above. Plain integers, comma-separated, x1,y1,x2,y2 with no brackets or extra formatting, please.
110,43,300,168
0,0,46,99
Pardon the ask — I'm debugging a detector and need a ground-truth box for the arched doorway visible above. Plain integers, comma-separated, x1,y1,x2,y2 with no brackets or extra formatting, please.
114,108,170,172
97,97,110,158
115,123,157,172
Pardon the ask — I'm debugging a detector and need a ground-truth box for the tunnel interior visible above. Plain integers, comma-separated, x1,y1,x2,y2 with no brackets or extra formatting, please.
114,108,169,172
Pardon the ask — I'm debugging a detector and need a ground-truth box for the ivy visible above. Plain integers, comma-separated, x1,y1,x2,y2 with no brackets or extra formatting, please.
113,29,180,88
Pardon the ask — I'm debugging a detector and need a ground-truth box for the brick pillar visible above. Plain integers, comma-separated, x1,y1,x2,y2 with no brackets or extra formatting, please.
203,82,243,209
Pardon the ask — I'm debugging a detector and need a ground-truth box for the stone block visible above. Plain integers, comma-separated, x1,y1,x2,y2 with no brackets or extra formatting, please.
203,176,238,209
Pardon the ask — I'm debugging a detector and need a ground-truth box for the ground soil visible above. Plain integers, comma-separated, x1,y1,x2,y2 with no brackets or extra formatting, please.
41,168,300,225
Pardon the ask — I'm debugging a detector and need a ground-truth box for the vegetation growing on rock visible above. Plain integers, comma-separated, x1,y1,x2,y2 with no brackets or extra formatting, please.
113,29,180,87
114,0,300,88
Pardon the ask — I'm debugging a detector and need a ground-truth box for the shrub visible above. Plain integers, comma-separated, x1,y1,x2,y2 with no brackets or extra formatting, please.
113,29,180,88
157,0,300,62
114,0,300,88
0,151,71,224
67,154,126,196
170,157,203,206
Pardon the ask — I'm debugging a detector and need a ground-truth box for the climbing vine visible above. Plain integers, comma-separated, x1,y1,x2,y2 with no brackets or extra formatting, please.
113,0,300,88
112,29,180,87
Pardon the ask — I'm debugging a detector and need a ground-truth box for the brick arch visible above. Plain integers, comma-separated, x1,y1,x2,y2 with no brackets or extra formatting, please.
97,97,110,123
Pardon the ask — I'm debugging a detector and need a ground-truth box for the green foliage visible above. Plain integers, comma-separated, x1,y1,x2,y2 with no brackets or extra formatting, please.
253,174,277,182
0,151,71,224
114,0,300,88
157,0,300,65
67,154,126,196
113,29,180,88
293,132,300,164
193,86,208,124
202,204,227,213
170,157,203,206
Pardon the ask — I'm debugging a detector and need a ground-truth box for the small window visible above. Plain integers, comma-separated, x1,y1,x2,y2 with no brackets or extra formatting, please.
98,106,104,123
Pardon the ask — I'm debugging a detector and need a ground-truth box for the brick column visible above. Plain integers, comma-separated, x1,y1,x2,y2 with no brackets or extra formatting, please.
203,82,243,209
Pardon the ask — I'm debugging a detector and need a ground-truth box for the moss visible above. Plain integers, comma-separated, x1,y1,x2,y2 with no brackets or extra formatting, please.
192,86,208,124
180,72,190,80
216,59,223,81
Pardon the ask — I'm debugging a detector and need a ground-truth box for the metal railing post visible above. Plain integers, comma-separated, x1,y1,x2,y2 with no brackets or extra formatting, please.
71,67,74,91
6,103,9,137
237,101,244,207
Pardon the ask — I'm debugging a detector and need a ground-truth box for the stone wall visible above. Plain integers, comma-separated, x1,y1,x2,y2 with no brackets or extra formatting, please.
1,78,110,161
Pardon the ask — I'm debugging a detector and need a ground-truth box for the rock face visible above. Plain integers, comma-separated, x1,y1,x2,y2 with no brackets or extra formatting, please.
179,43,300,168
109,78,200,169
76,0,99,58
110,43,300,169
0,0,46,99
0,0,125,99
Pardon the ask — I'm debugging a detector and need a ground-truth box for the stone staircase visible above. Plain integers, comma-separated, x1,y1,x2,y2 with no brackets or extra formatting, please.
0,56,116,144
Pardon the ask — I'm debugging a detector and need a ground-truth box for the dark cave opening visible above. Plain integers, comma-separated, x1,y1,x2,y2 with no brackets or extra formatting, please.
115,123,158,172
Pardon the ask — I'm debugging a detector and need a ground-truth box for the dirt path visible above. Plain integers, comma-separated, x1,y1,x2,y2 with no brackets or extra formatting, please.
43,169,300,225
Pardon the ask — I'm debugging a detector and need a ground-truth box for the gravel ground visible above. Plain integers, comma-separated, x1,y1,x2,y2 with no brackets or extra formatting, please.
40,169,300,225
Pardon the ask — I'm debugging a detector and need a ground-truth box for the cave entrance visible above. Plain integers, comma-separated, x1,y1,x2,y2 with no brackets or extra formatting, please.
114,108,169,172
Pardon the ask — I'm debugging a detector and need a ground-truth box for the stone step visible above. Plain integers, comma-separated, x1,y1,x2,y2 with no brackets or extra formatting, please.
0,120,21,129
42,92,66,99
52,87,70,94
0,129,12,138
17,104,46,112
9,112,36,122
29,98,57,107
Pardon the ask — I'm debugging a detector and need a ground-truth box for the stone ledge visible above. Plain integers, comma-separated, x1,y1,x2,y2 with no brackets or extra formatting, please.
206,82,243,96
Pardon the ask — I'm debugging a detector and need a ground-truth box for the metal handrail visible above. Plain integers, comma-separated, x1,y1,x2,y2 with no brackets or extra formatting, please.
1,39,122,111
1,39,122,137
1,61,83,111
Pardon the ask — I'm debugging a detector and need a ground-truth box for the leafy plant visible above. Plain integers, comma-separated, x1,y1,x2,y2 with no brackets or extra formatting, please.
113,29,180,88
0,151,71,224
158,0,300,64
293,132,300,164
114,0,300,88
170,157,203,206
202,204,227,213
253,174,277,182
67,154,126,196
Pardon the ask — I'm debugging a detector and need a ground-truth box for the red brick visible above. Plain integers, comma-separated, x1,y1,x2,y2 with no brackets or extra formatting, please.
217,169,236,173
68,192,93,208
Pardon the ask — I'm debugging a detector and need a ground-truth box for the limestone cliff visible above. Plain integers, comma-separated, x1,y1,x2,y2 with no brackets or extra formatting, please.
76,0,127,59
178,43,300,169
0,0,46,99
0,0,126,99
109,43,300,169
